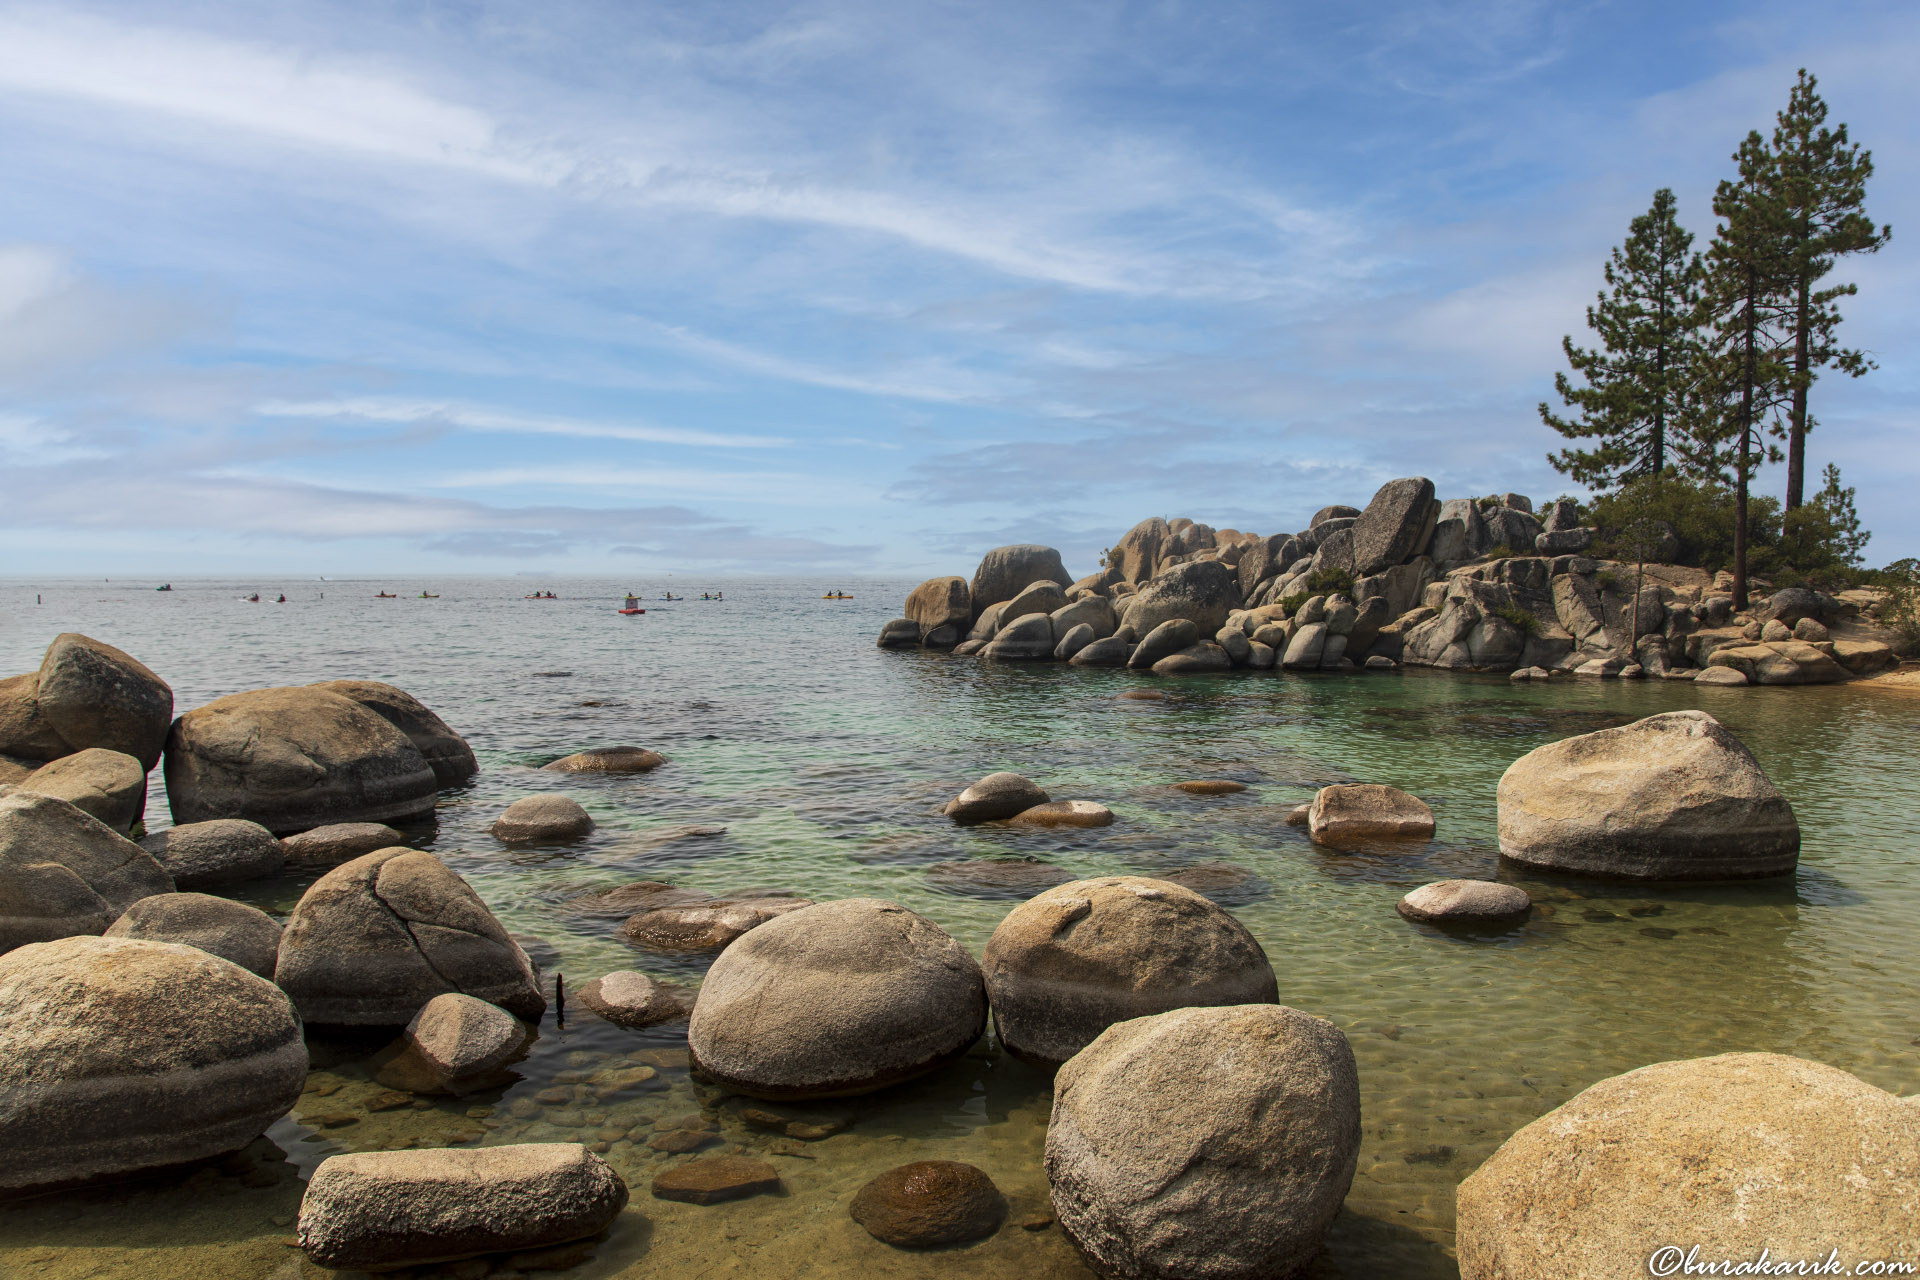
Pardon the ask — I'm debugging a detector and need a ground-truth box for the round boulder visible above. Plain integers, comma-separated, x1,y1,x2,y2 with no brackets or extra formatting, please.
0,935,307,1193
1125,560,1243,638
1307,783,1435,845
578,970,685,1028
274,848,545,1025
542,747,666,774
299,1144,628,1272
163,686,438,834
283,821,406,869
1496,710,1798,879
1457,1053,1920,1278
969,545,1071,623
1006,800,1113,829
982,876,1278,1068
688,898,988,1099
945,772,1049,824
1047,1004,1361,1280
980,613,1056,660
15,748,147,833
34,633,174,770
1397,880,1531,927
403,992,527,1084
0,792,173,954
308,679,477,786
105,893,282,978
491,794,594,844
141,819,284,889
851,1161,1008,1248
1151,642,1232,674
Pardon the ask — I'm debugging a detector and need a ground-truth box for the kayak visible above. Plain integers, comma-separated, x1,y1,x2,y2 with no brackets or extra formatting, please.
618,607,645,615
375,593,397,598
822,594,853,599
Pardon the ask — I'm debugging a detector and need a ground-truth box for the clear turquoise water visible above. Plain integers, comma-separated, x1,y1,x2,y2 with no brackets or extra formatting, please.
3,576,1917,1279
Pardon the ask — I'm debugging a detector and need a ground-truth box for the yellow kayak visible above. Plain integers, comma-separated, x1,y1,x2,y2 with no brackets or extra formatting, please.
822,594,854,599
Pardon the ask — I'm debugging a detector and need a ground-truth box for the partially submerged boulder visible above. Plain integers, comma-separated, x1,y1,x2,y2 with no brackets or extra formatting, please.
164,687,438,834
274,848,545,1025
299,1144,628,1272
402,993,527,1086
308,680,477,786
1047,1004,1360,1280
140,819,284,889
1457,1053,1920,1279
282,821,405,869
945,772,1049,824
1496,711,1798,879
0,792,172,954
0,935,306,1193
491,794,593,844
1307,784,1435,846
982,876,1277,1068
688,898,987,1099
1005,800,1113,829
980,613,1056,660
14,748,147,833
578,970,685,1028
542,747,666,774
105,892,282,978
620,896,811,953
1397,880,1531,927
906,576,971,637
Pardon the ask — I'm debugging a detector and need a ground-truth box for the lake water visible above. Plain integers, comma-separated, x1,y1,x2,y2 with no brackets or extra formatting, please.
3,576,1918,1279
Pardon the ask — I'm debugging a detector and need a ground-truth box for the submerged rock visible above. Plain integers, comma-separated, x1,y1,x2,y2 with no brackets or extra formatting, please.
1456,1053,1920,1279
309,679,478,787
282,821,407,869
982,876,1277,1068
1397,880,1531,927
651,1155,781,1205
14,748,147,833
945,772,1049,824
688,898,987,1099
542,747,666,774
274,848,545,1025
1156,862,1268,906
0,935,306,1193
578,970,685,1028
1172,779,1246,795
851,1161,1008,1248
620,896,811,953
1307,784,1435,845
491,794,594,844
1496,710,1798,879
1006,800,1114,828
1047,1004,1361,1280
105,892,282,978
0,792,172,954
299,1144,627,1271
140,819,284,889
926,859,1076,899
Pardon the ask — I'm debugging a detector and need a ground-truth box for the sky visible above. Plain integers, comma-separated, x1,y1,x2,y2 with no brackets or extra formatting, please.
1,0,1915,579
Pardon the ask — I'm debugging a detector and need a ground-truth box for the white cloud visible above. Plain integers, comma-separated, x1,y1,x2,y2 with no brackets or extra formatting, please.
421,463,862,504
253,397,791,449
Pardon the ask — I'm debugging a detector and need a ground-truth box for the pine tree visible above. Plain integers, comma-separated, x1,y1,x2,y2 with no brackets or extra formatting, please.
1770,70,1891,510
1812,462,1868,567
1541,188,1707,490
1697,131,1797,610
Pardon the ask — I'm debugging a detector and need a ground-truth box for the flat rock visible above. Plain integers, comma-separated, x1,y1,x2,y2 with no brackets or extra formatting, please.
945,772,1049,824
15,749,147,833
850,1161,1007,1248
542,747,666,774
274,848,545,1025
926,859,1076,900
1457,1054,1920,1279
283,822,407,869
0,792,173,954
491,795,594,844
688,899,987,1099
1048,1004,1360,1280
1006,800,1113,828
1307,784,1435,845
560,880,715,920
1397,880,1532,926
620,897,811,952
140,819,283,889
299,1144,627,1271
982,876,1277,1068
163,686,438,834
0,935,306,1192
579,971,686,1028
105,892,282,978
1496,710,1798,880
651,1155,781,1205
1172,779,1245,795
308,680,477,787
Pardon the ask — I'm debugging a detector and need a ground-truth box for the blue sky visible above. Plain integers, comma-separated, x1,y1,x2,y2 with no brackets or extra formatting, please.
1,0,1915,578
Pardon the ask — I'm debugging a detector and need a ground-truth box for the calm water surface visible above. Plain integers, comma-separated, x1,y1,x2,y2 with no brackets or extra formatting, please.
3,576,1917,1279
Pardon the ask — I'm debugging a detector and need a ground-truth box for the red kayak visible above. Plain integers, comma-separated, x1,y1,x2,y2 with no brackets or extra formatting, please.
618,607,645,615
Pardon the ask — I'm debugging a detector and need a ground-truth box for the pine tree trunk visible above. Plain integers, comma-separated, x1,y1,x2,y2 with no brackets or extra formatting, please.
1732,281,1758,612
1786,277,1811,511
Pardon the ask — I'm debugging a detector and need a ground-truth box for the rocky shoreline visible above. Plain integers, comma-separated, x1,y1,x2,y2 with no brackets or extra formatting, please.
878,477,1903,686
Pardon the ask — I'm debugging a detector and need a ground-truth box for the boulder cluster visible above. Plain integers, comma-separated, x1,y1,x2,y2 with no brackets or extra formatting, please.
878,480,1900,682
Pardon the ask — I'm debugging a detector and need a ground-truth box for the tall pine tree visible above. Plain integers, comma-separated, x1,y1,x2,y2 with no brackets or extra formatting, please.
1698,131,1797,610
1769,70,1890,511
1541,188,1707,490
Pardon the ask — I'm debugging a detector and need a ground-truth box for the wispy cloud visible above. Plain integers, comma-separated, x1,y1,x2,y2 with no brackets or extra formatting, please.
254,397,790,448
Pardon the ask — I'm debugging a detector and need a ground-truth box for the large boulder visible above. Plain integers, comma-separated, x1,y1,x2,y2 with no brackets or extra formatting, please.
905,576,971,636
275,848,545,1024
283,821,406,869
0,935,306,1193
1309,504,1360,527
140,818,284,889
163,687,439,834
490,794,593,844
1002,580,1069,622
1428,499,1491,565
308,680,477,787
1047,1004,1361,1280
0,671,73,762
0,792,173,954
1151,643,1232,674
1457,1054,1920,1279
980,612,1056,660
1051,595,1118,641
14,748,147,833
1126,561,1243,638
1069,636,1132,667
1109,518,1172,585
1352,477,1438,576
32,634,174,770
1498,711,1798,879
1307,784,1435,845
1482,506,1543,554
688,898,988,1099
105,892,282,978
982,876,1278,1068
1127,618,1198,670
298,1145,628,1273
946,772,1049,824
970,546,1071,623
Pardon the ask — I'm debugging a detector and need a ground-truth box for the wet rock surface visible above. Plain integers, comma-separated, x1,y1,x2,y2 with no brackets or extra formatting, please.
945,772,1050,824
1397,880,1532,926
850,1160,1008,1248
578,970,686,1028
542,747,667,774
651,1155,781,1205
492,794,594,844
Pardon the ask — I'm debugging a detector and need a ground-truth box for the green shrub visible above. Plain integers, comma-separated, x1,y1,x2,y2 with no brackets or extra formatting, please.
1875,558,1920,656
1485,544,1517,561
1595,570,1621,595
1302,567,1354,596
1277,592,1308,616
1490,601,1540,635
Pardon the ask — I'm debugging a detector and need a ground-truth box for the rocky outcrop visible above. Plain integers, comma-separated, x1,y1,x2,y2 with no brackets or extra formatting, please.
1307,784,1435,845
906,576,971,637
0,634,174,770
274,848,545,1024
0,792,172,954
140,819,283,888
1456,1053,1920,1279
970,546,1072,623
309,680,477,787
688,898,987,1099
1706,640,1849,684
982,876,1277,1068
491,794,593,844
14,748,147,833
164,686,439,834
1497,711,1798,879
945,772,1049,824
1047,1004,1361,1280
299,1145,628,1272
0,935,306,1193
850,1161,1008,1248
105,892,282,978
